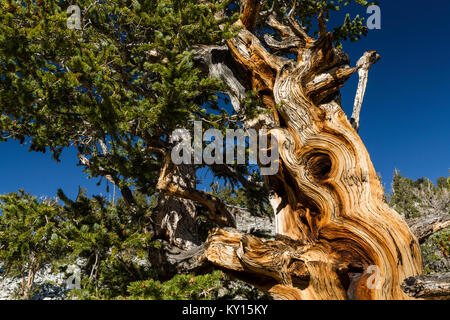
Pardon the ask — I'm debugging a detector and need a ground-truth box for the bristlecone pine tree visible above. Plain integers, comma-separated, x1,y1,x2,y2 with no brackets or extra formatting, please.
1,0,449,300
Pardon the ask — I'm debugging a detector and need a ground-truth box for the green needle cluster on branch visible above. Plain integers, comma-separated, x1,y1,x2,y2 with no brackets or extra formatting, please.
0,0,239,205
0,190,67,299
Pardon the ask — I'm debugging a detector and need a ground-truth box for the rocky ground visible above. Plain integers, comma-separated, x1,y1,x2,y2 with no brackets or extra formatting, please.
0,265,68,300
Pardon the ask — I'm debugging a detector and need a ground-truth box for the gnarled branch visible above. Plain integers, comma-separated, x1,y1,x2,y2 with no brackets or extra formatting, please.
240,0,261,31
202,228,310,298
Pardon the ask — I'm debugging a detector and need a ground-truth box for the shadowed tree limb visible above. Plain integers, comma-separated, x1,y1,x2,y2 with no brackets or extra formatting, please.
77,148,137,207
210,163,264,190
156,151,236,228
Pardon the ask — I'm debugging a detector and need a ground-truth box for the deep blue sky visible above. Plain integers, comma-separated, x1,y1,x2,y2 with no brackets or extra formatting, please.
0,1,449,200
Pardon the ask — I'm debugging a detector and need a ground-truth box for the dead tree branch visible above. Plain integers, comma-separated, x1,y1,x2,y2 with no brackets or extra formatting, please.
350,51,380,132
402,273,450,299
407,215,450,244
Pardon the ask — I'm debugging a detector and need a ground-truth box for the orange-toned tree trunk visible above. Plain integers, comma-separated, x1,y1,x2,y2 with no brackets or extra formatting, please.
191,2,424,300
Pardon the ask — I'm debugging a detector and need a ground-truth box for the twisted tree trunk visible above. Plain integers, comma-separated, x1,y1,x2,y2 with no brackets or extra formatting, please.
153,164,200,250
193,2,424,300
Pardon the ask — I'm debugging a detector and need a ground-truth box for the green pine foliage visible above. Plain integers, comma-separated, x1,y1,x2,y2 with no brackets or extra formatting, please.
126,271,223,300
258,0,378,46
56,188,161,299
0,0,238,198
210,181,273,218
389,170,449,219
389,170,422,218
0,188,158,299
421,229,450,274
0,190,68,299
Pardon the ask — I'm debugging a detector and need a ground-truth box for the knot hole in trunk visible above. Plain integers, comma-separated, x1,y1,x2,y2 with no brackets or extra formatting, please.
307,152,332,180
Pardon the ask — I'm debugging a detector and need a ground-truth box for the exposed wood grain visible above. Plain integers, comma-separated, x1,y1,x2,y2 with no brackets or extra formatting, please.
195,1,426,300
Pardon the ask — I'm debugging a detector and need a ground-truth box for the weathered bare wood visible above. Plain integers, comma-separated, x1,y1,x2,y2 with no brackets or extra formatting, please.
407,215,450,244
350,51,380,132
263,34,301,52
402,273,450,299
193,45,246,114
202,228,310,298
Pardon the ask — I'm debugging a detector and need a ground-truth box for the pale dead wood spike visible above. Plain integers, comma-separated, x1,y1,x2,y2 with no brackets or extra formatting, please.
350,51,380,132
